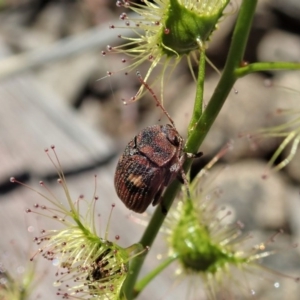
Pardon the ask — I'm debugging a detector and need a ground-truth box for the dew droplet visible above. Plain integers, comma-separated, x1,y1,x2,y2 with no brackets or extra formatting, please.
28,226,35,232
52,258,60,267
53,280,61,287
17,265,25,274
264,78,273,87
120,13,127,20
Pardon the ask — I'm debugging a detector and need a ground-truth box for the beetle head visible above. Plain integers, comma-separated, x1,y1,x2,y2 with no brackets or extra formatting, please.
162,124,182,147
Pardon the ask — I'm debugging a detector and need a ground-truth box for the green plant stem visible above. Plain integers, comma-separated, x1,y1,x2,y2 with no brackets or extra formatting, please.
135,254,179,293
235,62,300,77
123,0,258,298
188,50,206,133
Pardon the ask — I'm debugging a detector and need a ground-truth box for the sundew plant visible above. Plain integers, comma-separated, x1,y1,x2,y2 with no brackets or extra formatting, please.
9,0,300,299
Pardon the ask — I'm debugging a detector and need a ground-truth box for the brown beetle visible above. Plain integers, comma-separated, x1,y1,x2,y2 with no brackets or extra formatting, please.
114,72,199,213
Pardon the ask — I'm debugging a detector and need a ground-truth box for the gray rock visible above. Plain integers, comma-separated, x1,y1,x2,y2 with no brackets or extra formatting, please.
257,29,300,63
286,186,300,256
208,160,288,230
270,0,300,20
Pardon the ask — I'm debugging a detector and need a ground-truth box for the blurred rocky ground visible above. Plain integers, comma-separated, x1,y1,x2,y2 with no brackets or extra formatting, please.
0,0,300,299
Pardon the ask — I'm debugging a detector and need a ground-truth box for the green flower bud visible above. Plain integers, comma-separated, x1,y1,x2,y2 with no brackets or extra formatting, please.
161,0,229,56
166,150,298,298
107,0,230,102
170,200,245,274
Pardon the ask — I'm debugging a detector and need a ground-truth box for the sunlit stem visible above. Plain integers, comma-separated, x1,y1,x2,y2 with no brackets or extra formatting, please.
235,62,300,77
188,43,206,136
270,132,300,171
134,254,179,294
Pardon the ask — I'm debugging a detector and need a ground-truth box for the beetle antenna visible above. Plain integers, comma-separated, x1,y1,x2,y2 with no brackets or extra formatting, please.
136,71,175,127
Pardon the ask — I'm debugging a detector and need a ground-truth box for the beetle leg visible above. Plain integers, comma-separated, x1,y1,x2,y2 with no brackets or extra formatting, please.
152,166,173,208
177,153,192,199
152,185,165,206
175,152,203,184
176,172,184,184
153,186,168,215
186,151,203,159
160,203,168,215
